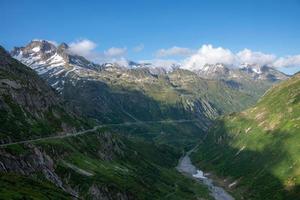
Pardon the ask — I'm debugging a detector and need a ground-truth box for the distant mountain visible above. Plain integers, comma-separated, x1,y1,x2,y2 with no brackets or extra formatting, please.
11,40,288,130
192,73,300,200
0,45,88,144
192,63,287,82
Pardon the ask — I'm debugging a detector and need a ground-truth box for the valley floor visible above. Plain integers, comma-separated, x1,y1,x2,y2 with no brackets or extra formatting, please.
177,147,234,200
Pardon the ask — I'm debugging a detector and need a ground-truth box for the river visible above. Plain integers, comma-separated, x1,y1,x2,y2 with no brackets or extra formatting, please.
176,148,234,200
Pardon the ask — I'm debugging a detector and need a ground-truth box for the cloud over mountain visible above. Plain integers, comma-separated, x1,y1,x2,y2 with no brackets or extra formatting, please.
236,49,276,66
67,39,127,63
182,45,237,70
50,38,300,72
104,47,127,57
69,39,97,57
156,46,194,58
273,55,300,68
181,44,300,70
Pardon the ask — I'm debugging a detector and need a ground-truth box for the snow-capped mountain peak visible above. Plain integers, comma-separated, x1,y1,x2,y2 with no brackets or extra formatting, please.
11,40,289,94
11,40,102,92
193,63,230,78
240,63,264,74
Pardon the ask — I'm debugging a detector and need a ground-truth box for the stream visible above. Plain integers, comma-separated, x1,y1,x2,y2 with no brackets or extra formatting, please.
176,148,234,200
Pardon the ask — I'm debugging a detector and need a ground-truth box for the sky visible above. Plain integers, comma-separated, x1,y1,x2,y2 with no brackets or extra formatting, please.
1,0,300,74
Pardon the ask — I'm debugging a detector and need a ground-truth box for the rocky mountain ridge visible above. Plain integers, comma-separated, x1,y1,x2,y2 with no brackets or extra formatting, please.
10,40,289,128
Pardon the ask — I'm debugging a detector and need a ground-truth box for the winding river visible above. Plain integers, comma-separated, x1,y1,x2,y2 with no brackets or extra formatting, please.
176,148,234,200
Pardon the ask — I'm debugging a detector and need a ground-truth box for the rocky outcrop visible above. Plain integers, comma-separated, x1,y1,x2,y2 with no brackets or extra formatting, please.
0,130,133,200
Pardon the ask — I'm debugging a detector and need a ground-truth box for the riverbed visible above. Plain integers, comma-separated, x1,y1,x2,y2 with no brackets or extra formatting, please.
176,149,234,200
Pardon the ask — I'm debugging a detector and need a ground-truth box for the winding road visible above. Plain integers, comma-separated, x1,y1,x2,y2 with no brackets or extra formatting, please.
0,119,196,147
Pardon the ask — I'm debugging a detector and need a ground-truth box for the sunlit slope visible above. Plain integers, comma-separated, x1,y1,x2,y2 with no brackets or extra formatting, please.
192,73,300,200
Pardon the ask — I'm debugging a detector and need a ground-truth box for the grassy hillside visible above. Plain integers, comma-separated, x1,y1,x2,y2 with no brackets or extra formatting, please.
0,128,212,200
192,73,300,199
0,173,72,200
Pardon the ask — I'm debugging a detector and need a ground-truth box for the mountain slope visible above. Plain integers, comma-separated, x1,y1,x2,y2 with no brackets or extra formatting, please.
192,73,300,200
0,46,89,144
0,129,213,200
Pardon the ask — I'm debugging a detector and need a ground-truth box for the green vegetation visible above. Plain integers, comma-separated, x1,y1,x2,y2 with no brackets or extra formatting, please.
0,173,72,200
63,67,270,126
0,45,290,199
107,121,205,148
192,74,300,200
1,128,212,200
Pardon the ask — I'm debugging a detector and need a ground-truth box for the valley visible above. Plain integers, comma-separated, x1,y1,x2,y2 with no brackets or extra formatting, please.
191,73,300,199
177,147,234,200
1,2,299,199
0,40,298,200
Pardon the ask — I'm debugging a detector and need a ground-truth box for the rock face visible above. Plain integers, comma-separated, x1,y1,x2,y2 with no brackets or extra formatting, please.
0,132,132,199
0,46,86,143
0,145,63,186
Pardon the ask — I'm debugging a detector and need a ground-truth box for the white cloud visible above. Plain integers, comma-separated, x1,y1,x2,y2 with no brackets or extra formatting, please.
273,55,300,68
63,39,300,71
182,44,300,70
156,46,194,58
140,59,179,68
182,44,237,70
237,49,276,66
104,47,127,57
66,39,128,64
32,39,58,46
69,39,97,57
133,44,144,52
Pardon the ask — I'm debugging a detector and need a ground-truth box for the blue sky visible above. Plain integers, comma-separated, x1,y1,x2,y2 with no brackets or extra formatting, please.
1,0,300,74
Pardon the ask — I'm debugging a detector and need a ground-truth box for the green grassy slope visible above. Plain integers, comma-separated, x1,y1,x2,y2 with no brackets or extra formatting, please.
192,73,300,200
0,173,72,200
1,128,212,200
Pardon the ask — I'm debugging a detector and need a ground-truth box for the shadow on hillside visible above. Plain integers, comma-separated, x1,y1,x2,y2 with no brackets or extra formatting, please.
61,78,211,126
193,120,300,200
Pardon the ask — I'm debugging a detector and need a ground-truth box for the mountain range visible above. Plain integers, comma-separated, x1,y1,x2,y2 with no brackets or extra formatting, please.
0,39,298,200
11,40,288,127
